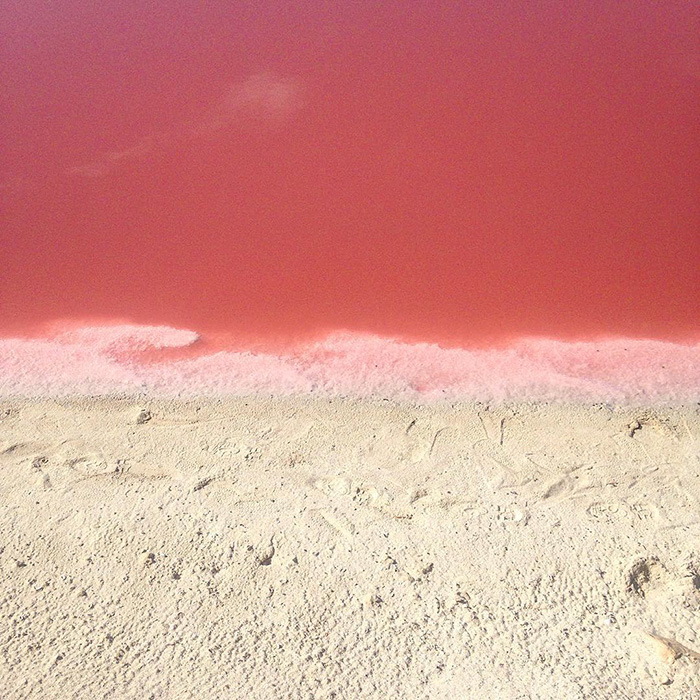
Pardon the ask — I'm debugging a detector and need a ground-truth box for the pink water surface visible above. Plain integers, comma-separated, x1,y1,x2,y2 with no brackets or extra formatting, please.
1,2,698,399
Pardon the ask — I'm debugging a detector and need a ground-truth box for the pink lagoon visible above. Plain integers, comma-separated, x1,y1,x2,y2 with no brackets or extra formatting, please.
1,2,699,698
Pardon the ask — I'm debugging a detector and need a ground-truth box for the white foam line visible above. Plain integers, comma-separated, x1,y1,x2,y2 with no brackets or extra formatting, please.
0,324,698,404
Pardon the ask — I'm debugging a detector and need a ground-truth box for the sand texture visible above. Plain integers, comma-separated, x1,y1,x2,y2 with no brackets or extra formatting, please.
1,397,699,699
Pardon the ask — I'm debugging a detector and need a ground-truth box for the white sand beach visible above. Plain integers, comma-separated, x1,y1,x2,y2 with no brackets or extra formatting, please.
1,396,698,698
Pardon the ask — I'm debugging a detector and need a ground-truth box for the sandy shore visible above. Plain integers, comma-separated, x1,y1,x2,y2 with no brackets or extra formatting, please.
1,397,698,698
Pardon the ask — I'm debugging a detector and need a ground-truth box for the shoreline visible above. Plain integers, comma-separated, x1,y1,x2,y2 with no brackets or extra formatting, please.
2,325,699,404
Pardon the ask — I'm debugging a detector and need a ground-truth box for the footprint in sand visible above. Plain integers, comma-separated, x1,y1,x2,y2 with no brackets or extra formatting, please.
587,501,625,523
313,476,382,507
31,455,53,490
626,557,666,598
624,553,700,601
586,499,659,525
471,438,526,490
2,442,44,458
65,453,113,477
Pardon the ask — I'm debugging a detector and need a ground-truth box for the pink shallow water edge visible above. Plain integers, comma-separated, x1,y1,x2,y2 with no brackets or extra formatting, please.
1,324,698,405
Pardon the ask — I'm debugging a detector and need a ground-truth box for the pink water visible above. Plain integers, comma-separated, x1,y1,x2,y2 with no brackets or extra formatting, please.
1,2,698,400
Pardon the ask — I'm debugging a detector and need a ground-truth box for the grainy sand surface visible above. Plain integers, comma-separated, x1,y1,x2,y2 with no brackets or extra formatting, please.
1,397,699,698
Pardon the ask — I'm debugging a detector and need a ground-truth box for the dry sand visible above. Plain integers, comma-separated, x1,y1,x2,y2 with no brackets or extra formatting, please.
1,397,699,698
